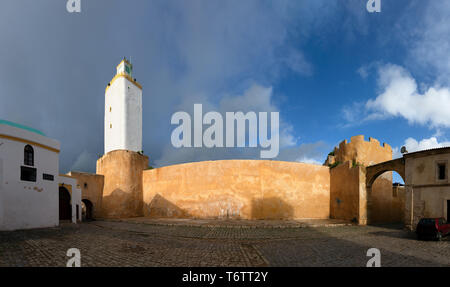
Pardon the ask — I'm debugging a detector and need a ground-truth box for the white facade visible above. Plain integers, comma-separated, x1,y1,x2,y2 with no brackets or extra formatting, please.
0,122,60,231
104,59,143,154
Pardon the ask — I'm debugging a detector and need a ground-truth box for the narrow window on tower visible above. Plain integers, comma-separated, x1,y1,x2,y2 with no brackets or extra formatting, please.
110,124,112,129
110,107,112,112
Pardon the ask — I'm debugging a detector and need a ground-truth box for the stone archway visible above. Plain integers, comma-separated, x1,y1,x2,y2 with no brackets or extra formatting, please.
365,158,406,224
59,186,72,220
82,199,94,221
366,158,405,189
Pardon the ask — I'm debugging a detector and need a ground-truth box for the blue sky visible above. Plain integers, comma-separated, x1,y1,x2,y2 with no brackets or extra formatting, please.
1,0,450,180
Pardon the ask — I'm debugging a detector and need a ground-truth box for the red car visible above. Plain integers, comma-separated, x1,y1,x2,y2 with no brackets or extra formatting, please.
416,218,450,241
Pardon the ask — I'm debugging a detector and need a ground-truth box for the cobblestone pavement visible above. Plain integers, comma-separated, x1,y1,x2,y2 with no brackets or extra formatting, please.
112,217,352,228
0,220,448,267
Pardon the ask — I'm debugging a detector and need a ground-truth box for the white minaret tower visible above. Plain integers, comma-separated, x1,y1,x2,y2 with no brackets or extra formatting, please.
104,58,142,154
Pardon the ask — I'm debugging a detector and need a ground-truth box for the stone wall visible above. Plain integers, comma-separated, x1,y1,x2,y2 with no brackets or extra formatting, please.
332,135,392,166
97,150,148,218
404,151,450,229
369,174,405,224
72,135,411,225
67,171,104,218
142,160,330,220
328,135,402,224
330,161,365,223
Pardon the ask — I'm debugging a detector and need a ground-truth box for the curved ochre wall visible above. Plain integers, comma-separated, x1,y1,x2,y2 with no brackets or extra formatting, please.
142,160,330,220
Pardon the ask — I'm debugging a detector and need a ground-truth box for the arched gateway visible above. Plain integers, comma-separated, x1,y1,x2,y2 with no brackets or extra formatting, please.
365,158,406,224
82,199,94,221
366,158,406,189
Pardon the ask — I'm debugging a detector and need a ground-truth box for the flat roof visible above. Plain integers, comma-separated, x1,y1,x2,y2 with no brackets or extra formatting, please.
403,146,450,159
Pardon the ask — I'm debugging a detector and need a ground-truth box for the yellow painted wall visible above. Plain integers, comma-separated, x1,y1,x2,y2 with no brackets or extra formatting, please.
405,154,450,228
67,171,104,218
328,135,405,224
369,173,405,223
142,160,330,220
330,161,361,221
97,150,148,218
334,135,392,166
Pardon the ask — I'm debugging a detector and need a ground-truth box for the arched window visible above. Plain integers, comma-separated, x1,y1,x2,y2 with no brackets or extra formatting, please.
24,145,34,166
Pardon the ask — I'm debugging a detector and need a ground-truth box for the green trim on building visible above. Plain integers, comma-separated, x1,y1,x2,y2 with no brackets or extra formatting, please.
0,119,46,136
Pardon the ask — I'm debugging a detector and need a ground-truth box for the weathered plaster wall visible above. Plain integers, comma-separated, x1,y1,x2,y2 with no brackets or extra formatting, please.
405,153,450,229
142,160,330,220
369,174,405,224
97,150,148,218
333,135,392,166
67,171,104,218
330,161,362,222
328,135,401,224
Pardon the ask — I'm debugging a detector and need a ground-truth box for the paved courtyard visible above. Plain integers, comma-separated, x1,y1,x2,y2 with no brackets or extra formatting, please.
0,219,449,267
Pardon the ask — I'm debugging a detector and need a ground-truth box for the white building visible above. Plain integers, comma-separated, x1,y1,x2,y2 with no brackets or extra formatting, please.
104,58,143,154
58,174,82,225
0,120,81,231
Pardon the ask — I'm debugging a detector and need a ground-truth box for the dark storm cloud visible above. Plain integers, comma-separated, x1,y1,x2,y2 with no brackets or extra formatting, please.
0,0,357,172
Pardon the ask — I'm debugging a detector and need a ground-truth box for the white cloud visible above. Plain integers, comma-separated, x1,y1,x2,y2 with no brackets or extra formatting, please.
342,102,365,124
393,137,450,159
282,48,313,76
365,64,450,128
407,2,450,85
357,66,369,79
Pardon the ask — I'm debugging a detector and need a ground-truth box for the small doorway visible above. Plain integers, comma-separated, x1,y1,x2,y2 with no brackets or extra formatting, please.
82,199,94,221
59,186,72,220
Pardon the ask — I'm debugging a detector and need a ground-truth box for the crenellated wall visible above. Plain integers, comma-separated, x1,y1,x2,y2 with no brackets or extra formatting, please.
331,135,392,166
327,135,403,224
330,161,366,223
142,160,330,220
71,135,407,225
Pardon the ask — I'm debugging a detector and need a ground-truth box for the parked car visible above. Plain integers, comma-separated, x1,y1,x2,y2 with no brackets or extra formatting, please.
416,218,450,241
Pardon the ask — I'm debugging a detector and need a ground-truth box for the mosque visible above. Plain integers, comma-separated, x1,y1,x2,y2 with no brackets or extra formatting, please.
1,59,449,231
0,120,81,230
